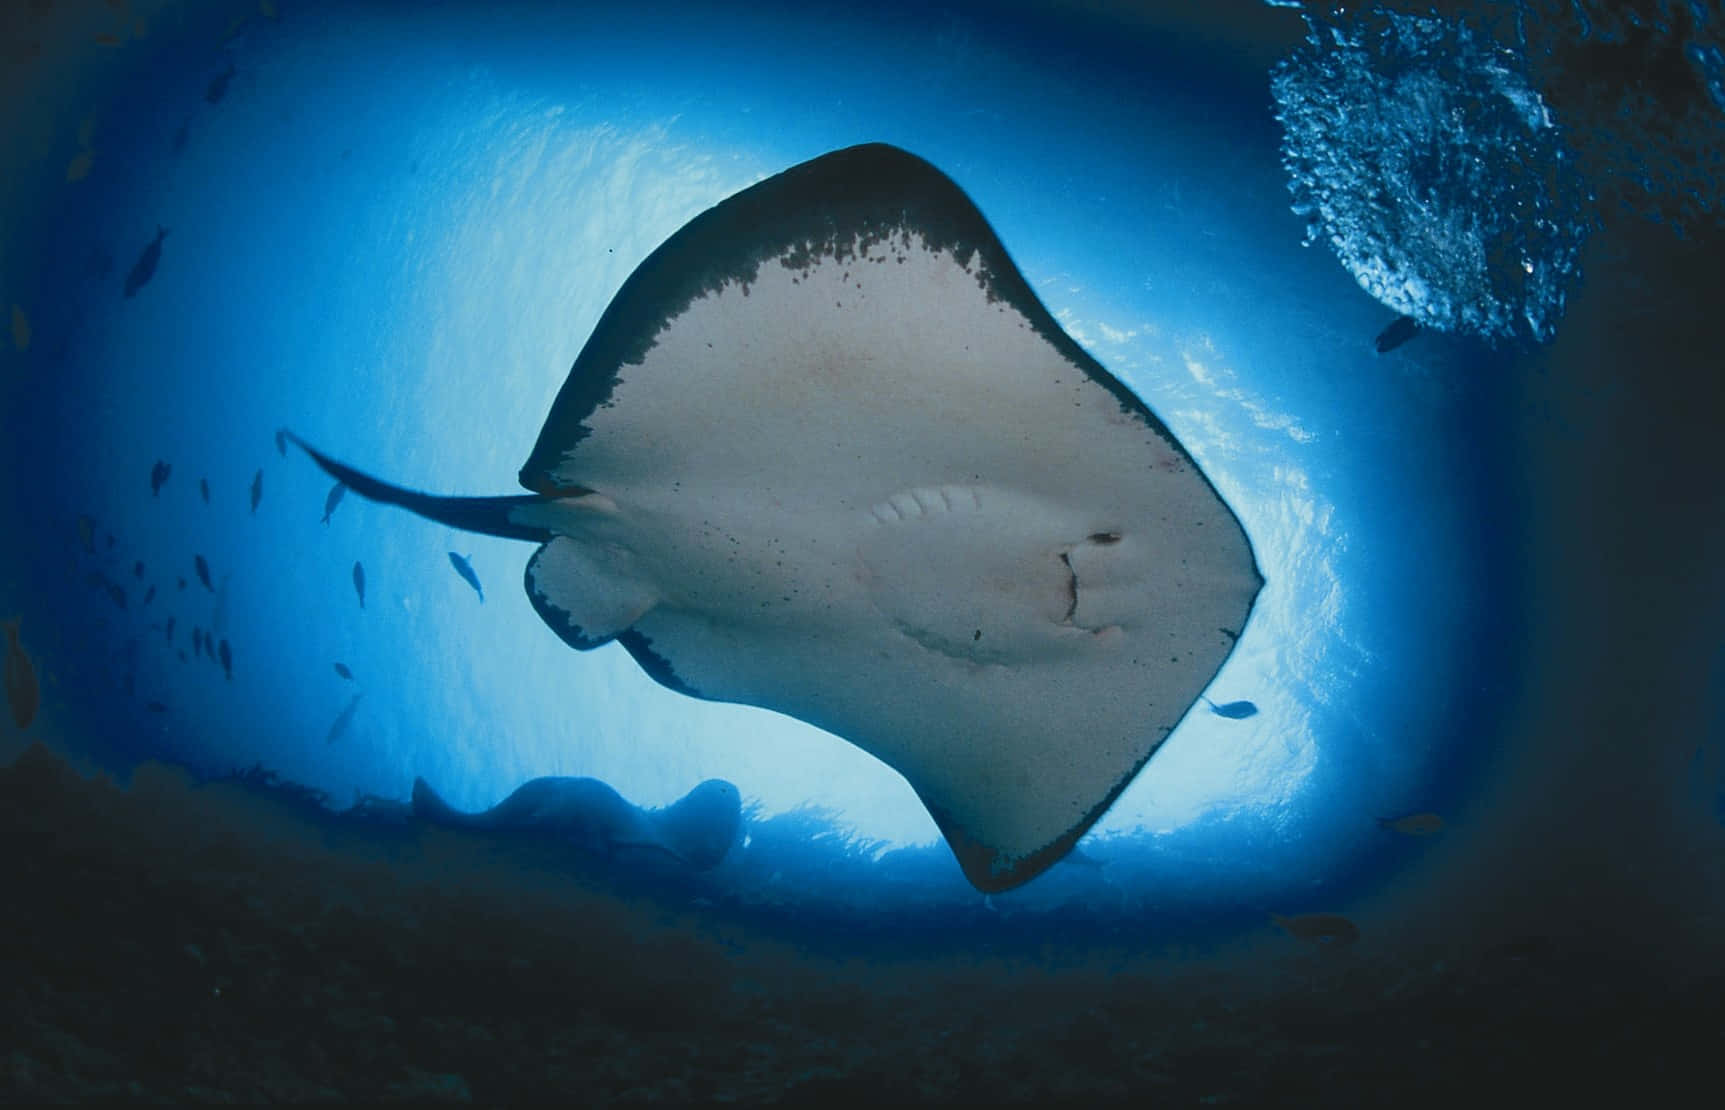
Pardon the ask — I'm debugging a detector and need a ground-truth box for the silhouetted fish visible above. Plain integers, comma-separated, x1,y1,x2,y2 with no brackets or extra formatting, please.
326,692,363,744
106,582,126,609
217,639,232,680
448,552,483,602
149,459,170,496
250,468,262,514
123,226,167,297
333,662,353,680
200,477,210,503
1202,697,1258,719
76,515,94,553
176,577,186,591
165,617,176,641
1376,812,1445,837
204,62,236,104
192,627,204,657
4,618,40,730
1374,314,1419,354
352,561,365,609
321,481,346,524
194,554,212,591
142,585,156,606
274,428,287,457
132,560,143,579
146,701,167,713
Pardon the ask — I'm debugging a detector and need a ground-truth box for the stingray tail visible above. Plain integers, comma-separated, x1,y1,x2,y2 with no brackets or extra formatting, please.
283,431,555,542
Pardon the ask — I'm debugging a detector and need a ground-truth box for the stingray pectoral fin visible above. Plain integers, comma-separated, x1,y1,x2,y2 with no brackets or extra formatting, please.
284,432,556,542
525,537,659,650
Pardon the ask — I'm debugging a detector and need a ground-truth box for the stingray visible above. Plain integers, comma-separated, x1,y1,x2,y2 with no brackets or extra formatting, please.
411,775,741,871
288,143,1260,892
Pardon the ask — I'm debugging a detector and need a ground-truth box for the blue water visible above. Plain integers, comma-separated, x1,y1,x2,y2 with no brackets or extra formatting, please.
0,0,1617,927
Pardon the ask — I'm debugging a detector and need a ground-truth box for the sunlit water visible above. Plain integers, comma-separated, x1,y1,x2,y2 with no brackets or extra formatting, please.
3,0,1714,925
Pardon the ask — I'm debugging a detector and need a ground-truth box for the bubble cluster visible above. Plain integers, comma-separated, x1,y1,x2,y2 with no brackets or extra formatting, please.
1271,9,1593,343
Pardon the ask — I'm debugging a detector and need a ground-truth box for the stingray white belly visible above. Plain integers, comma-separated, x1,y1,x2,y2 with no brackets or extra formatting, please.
287,142,1260,892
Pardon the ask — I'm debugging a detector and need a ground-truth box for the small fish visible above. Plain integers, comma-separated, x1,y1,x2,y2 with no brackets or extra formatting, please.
106,582,126,609
194,554,212,591
1270,912,1359,946
65,150,94,183
250,468,263,514
132,560,144,579
274,428,287,457
448,552,483,602
322,481,347,524
176,650,187,663
352,561,365,609
105,533,115,550
10,304,31,350
4,618,40,730
1373,314,1420,354
217,639,232,680
146,701,167,713
176,576,186,591
1376,812,1445,837
149,459,171,496
76,514,94,553
204,62,236,105
123,226,167,298
325,692,363,744
165,617,176,641
333,662,353,680
192,627,204,657
200,477,210,503
1202,697,1258,719
142,585,156,606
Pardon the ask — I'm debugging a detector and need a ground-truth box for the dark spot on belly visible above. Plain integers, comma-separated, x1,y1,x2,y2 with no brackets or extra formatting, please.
1089,532,1121,545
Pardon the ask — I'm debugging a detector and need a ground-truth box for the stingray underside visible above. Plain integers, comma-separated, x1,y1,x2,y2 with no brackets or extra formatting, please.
298,143,1262,893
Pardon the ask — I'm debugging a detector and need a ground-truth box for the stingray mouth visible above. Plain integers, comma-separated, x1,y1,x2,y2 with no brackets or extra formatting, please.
1058,553,1080,622
1058,532,1127,638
